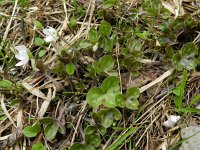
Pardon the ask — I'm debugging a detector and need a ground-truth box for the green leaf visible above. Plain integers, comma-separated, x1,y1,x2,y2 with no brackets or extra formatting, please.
97,125,106,135
0,80,13,88
35,37,45,46
111,108,122,120
23,125,41,138
94,55,114,74
99,36,113,52
135,31,148,39
88,28,98,43
115,94,126,108
78,40,92,49
175,107,200,113
38,49,47,57
44,122,59,141
190,93,200,105
106,127,139,150
103,0,119,9
101,76,119,93
173,69,188,108
68,17,77,28
85,126,95,135
33,20,44,29
99,21,112,36
31,142,46,150
101,111,113,128
126,87,140,99
39,117,56,124
125,98,139,110
172,42,198,70
85,145,95,150
70,143,85,150
66,63,75,75
85,133,101,147
103,92,117,108
86,87,104,107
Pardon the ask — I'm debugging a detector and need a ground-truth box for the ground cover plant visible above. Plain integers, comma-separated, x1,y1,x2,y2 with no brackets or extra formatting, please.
0,0,200,149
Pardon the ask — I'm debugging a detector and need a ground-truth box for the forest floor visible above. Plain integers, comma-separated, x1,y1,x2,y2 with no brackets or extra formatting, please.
0,0,200,150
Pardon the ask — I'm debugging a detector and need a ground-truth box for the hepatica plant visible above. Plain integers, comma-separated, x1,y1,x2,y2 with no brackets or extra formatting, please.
86,76,140,110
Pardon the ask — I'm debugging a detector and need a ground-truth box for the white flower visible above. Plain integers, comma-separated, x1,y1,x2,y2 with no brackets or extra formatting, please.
163,115,180,128
43,27,58,42
15,45,29,66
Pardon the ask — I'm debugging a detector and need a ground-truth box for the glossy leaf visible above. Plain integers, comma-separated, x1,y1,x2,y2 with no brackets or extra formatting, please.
88,28,98,43
38,49,47,57
115,94,126,108
111,108,122,120
35,37,45,46
99,21,112,36
85,126,95,135
78,40,92,49
85,133,101,147
44,122,59,141
103,92,117,108
126,87,140,99
23,125,41,138
99,36,113,52
66,63,75,75
31,143,46,150
70,143,85,150
125,98,139,110
101,76,119,93
86,87,104,107
102,111,113,128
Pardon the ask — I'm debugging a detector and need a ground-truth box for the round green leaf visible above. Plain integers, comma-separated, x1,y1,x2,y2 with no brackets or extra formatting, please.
99,36,113,52
66,63,75,75
95,55,114,74
38,49,47,57
85,133,101,147
101,76,120,93
101,111,113,128
68,17,77,28
125,98,139,110
23,126,39,138
97,125,106,135
35,37,45,46
103,92,117,108
126,87,140,99
44,122,59,141
99,21,112,36
86,87,104,107
70,143,85,150
85,126,95,135
88,28,98,43
31,142,46,150
85,145,95,150
111,108,122,120
78,40,92,49
33,20,44,29
115,94,126,108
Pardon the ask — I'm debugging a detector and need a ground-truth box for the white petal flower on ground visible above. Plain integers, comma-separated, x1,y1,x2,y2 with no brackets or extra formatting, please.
15,45,29,66
163,115,180,128
43,27,58,42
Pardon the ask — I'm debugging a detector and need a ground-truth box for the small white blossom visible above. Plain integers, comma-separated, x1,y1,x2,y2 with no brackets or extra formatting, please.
43,27,58,42
15,45,29,66
163,115,180,128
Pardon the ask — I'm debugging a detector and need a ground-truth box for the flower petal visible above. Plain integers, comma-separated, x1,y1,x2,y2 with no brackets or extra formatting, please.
44,36,55,42
15,61,24,66
15,45,28,52
15,54,26,60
